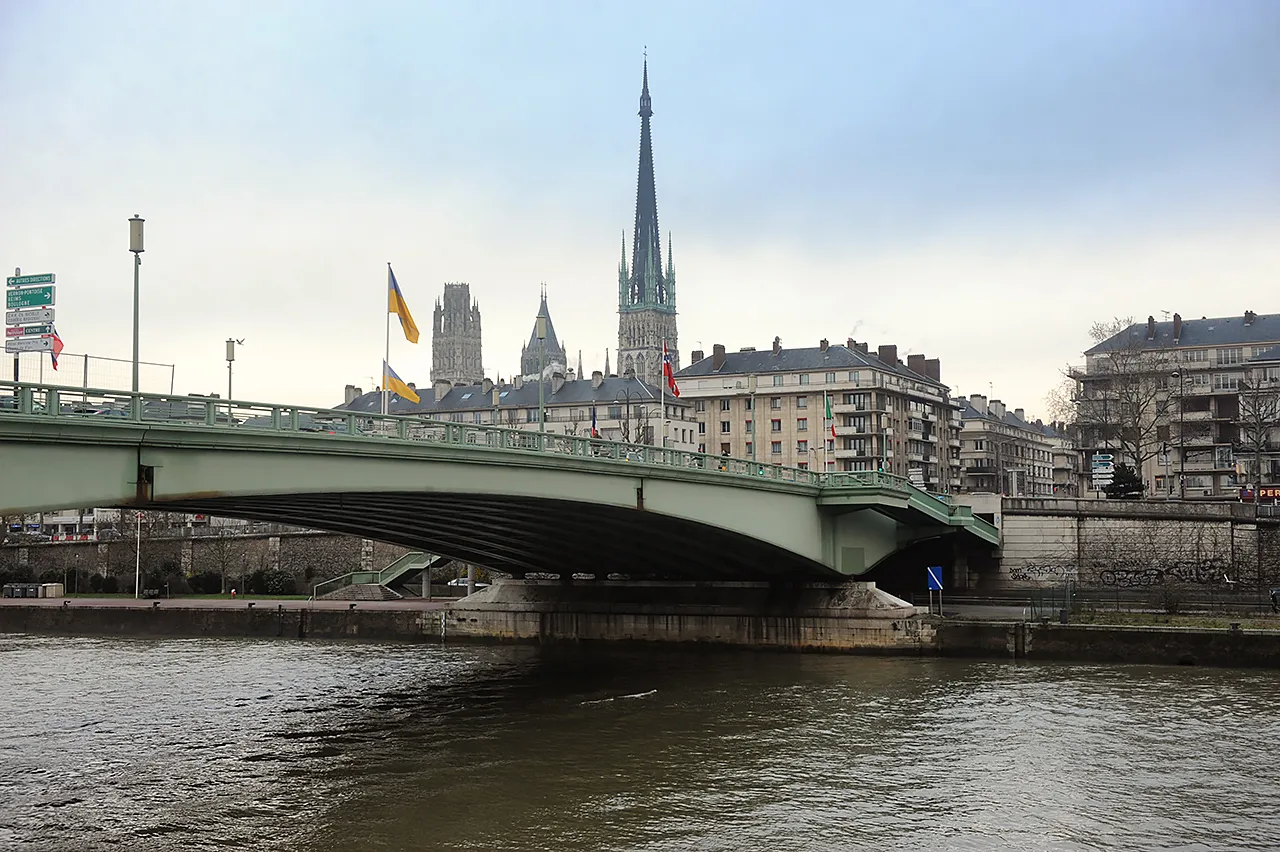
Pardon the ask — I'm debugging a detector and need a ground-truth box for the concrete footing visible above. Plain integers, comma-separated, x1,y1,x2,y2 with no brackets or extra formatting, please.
443,579,936,653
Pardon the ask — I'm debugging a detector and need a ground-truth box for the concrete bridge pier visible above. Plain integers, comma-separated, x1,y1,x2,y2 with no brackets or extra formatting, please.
443,578,936,652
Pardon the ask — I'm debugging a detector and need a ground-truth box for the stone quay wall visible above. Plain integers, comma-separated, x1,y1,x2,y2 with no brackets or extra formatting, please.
986,499,1280,592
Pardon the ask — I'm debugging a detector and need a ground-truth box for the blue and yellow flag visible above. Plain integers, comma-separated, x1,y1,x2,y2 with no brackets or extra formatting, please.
388,264,419,344
382,360,421,404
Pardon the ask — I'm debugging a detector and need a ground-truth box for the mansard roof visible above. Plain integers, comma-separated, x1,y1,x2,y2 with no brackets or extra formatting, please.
1085,312,1280,355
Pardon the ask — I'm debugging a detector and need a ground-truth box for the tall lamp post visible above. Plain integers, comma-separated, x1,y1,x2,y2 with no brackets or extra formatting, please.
1172,369,1186,499
128,215,145,393
536,315,547,435
225,338,245,401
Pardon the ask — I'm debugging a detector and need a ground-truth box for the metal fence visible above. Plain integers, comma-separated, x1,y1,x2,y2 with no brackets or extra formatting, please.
7,351,174,394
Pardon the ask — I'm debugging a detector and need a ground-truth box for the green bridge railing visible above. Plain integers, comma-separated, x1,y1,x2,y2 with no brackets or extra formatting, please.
0,380,994,540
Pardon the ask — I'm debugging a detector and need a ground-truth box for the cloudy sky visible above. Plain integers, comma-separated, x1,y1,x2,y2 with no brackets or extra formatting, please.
2,0,1277,416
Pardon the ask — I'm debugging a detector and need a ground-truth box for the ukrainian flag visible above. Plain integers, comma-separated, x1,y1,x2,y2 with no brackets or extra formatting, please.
388,264,419,344
382,360,421,404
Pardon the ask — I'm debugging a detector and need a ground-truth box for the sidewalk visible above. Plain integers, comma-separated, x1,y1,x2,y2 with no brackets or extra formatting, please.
0,596,452,611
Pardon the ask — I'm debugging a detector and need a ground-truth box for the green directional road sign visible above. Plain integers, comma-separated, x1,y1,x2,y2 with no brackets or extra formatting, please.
14,324,53,336
5,286,55,309
5,273,55,287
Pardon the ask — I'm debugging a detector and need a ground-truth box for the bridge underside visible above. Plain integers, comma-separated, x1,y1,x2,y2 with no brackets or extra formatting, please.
154,492,838,581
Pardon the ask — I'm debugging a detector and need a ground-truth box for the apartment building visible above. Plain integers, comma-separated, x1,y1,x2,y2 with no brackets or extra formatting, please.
674,337,962,492
341,371,698,451
1072,310,1280,497
957,396,1060,497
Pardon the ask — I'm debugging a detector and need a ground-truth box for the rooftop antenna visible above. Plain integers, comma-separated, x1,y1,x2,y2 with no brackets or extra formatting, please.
1160,310,1171,321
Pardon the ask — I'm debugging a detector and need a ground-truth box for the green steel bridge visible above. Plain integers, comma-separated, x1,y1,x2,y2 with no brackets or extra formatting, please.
0,382,997,580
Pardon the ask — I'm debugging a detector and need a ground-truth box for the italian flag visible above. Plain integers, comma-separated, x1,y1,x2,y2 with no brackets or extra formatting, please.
825,393,836,438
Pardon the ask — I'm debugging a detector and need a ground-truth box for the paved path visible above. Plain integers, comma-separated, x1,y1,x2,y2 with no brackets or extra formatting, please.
0,597,454,611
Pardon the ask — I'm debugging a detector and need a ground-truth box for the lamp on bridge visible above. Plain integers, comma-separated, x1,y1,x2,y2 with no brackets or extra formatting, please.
536,315,547,434
128,215,145,394
226,338,245,402
1171,369,1186,499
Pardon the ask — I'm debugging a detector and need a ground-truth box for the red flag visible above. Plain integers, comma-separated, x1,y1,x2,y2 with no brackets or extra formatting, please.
50,328,64,371
662,340,680,398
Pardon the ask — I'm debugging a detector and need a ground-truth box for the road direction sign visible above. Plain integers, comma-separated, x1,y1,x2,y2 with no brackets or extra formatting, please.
4,337,53,353
6,286,55,309
1092,453,1114,462
5,308,54,325
4,324,52,338
927,565,944,591
5,273,55,288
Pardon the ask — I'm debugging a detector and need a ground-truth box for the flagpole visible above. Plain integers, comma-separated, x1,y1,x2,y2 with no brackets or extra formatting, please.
659,345,664,455
823,390,830,478
383,263,391,416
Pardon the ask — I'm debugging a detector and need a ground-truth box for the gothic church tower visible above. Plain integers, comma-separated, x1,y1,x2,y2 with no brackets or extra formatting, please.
617,59,678,384
430,282,483,386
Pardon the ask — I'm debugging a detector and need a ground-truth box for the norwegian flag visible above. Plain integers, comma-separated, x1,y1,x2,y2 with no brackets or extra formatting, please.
662,340,680,397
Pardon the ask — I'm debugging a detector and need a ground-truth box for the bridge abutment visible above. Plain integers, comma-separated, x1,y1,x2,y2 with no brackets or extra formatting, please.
443,579,933,652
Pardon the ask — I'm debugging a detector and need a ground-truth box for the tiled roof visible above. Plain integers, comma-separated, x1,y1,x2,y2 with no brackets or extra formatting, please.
675,344,939,385
1085,313,1280,355
339,375,684,415
959,401,1061,439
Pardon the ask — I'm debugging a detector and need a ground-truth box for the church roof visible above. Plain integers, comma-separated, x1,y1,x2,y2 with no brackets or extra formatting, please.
524,294,564,355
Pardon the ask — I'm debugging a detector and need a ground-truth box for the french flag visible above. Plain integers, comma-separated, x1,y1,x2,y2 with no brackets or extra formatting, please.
662,340,680,398
590,405,599,438
50,327,64,371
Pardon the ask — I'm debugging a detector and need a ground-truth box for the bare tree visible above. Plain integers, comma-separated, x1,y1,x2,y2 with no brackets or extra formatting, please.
1043,376,1077,425
1237,369,1280,488
566,407,582,437
1071,317,1174,478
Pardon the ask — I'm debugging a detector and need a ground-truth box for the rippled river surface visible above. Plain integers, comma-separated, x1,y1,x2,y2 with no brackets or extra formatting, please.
3,636,1279,852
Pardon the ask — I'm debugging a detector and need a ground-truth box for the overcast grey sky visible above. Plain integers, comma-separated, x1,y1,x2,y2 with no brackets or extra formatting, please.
2,0,1277,414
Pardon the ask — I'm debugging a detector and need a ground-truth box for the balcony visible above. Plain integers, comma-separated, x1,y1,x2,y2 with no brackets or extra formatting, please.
1178,409,1213,422
948,437,961,447
833,448,872,459
834,425,869,437
831,403,868,415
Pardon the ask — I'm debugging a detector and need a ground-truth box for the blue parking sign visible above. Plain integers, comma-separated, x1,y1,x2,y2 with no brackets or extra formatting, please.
926,566,943,591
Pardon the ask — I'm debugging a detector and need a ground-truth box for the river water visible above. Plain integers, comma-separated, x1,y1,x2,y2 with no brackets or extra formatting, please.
2,635,1278,852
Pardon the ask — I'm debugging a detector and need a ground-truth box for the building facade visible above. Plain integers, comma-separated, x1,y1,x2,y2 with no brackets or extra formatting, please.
1072,311,1280,497
617,60,678,386
519,293,568,380
342,372,698,451
430,283,483,386
957,396,1058,497
674,337,962,492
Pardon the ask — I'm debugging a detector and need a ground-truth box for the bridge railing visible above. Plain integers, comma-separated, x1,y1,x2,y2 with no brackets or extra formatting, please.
0,382,987,533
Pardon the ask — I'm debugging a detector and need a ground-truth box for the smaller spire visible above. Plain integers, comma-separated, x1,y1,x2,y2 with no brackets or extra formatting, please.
605,348,611,377
578,349,584,378
666,231,674,275
639,52,652,118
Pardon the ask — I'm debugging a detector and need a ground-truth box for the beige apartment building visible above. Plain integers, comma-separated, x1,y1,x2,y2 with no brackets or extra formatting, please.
1073,311,1280,497
957,396,1063,497
674,337,962,492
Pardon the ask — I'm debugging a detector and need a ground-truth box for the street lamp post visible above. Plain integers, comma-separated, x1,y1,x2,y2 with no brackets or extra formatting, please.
226,338,245,402
128,215,145,394
1172,370,1186,499
536,316,547,436
133,510,143,599
615,386,640,444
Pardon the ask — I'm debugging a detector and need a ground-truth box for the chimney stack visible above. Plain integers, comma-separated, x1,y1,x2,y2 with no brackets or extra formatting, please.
969,394,988,415
990,399,1006,418
551,371,566,394
1014,407,1025,422
819,338,829,353
1245,310,1257,326
772,336,782,356
877,344,898,365
712,344,726,371
591,370,604,389
690,349,705,364
1173,313,1183,342
482,377,493,396
1147,315,1156,340
924,358,941,381
513,375,524,390
856,342,868,354
908,353,926,375
344,384,362,405
847,337,855,349
433,379,451,402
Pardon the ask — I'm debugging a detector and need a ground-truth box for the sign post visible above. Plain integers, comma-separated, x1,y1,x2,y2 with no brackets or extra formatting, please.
1091,453,1115,494
927,565,944,617
5,270,58,380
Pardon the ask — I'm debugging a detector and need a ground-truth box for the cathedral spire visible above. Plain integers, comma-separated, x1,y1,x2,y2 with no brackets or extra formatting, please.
627,56,664,308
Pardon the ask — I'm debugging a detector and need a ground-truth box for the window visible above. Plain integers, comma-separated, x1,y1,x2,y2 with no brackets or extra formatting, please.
848,371,860,383
609,406,621,419
798,461,808,470
525,409,538,422
797,418,808,431
798,440,809,453
720,421,731,433
770,397,782,409
975,439,985,450
719,399,731,411
745,398,754,411
473,411,482,423
746,419,754,433
1183,349,1208,362
796,396,808,409
1217,348,1242,365
695,400,706,412
745,442,753,455
771,419,782,432
825,372,836,383
720,443,730,455
826,439,835,452
771,441,782,454
1213,373,1239,391
698,422,706,434
698,443,706,453
799,374,810,385
772,375,784,386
